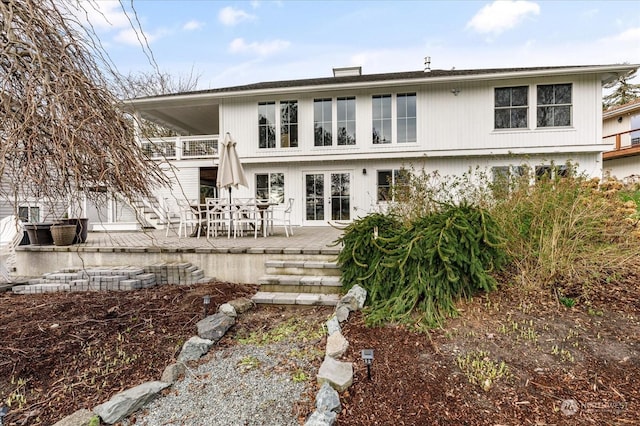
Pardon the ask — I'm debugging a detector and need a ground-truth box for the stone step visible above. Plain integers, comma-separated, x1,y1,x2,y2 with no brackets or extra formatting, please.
257,275,341,294
264,260,341,276
251,291,340,306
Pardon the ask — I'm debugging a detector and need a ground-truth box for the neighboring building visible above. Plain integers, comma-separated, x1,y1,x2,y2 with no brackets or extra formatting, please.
602,98,640,181
3,63,638,230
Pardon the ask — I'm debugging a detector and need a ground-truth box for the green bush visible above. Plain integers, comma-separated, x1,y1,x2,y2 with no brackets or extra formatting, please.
337,203,506,327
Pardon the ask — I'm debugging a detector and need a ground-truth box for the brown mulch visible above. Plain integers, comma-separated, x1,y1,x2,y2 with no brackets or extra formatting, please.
1,271,640,425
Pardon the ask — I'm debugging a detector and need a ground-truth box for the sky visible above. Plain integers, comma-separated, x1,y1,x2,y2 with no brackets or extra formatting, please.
88,0,640,90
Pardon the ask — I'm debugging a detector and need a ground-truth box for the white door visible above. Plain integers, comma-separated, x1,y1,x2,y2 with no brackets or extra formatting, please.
304,171,351,225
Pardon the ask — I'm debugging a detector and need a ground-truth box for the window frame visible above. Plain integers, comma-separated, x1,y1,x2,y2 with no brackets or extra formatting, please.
280,100,298,148
314,98,333,147
536,83,572,128
494,86,528,130
255,172,285,204
258,102,276,149
372,94,392,144
337,97,356,146
397,93,417,143
376,169,409,202
18,204,41,222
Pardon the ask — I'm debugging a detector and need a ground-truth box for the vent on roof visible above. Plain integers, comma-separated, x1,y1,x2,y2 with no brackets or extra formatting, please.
424,56,431,72
333,66,362,77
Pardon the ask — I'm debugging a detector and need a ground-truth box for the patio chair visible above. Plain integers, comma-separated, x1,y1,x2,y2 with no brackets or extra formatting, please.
177,200,203,238
232,203,260,238
206,198,231,239
267,198,294,237
162,198,182,237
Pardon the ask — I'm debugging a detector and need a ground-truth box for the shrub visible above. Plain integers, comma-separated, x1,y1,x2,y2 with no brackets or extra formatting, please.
337,203,506,327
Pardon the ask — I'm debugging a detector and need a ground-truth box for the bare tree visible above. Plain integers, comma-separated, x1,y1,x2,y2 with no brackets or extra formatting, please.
0,0,169,217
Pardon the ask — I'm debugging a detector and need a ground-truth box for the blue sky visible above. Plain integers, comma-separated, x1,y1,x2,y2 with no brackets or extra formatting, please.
89,0,640,90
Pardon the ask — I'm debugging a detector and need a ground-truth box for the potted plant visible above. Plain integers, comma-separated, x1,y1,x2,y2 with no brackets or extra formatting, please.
23,222,54,245
50,222,77,246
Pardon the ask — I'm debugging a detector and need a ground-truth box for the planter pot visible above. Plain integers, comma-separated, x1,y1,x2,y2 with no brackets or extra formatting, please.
61,218,89,243
50,224,77,246
23,223,54,246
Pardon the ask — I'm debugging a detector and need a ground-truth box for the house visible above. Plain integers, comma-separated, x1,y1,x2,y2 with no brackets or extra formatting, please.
602,98,640,181
3,63,638,231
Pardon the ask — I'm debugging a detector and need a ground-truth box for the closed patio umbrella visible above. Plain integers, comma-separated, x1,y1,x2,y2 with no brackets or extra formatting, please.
217,132,248,203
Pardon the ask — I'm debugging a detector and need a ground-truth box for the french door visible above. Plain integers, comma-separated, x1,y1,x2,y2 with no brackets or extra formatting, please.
304,171,351,225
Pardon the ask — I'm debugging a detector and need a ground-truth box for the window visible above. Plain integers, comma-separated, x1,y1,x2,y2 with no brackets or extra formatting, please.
495,86,528,129
280,101,298,148
258,102,276,148
397,93,416,143
631,114,640,146
491,166,526,195
372,95,392,144
337,97,356,145
255,173,284,204
314,99,332,146
537,84,572,127
18,205,40,222
535,164,571,180
377,169,409,202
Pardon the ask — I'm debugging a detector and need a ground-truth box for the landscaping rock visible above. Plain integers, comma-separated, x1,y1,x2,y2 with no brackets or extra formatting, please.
335,305,350,323
196,313,235,341
160,362,186,384
305,409,337,426
52,408,94,426
317,356,353,392
218,302,237,318
346,284,367,309
93,381,169,424
325,315,340,336
228,297,254,314
326,332,349,358
316,382,341,413
177,336,213,362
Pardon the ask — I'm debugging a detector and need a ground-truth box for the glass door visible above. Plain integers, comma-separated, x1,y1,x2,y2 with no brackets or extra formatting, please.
304,171,351,224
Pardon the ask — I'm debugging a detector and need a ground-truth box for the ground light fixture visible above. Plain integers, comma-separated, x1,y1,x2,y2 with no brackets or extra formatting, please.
361,349,374,380
203,295,211,317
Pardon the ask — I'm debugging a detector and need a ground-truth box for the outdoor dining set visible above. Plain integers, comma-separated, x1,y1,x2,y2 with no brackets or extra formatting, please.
169,197,294,239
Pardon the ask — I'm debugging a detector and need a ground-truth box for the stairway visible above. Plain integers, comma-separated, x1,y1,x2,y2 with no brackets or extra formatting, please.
251,259,342,306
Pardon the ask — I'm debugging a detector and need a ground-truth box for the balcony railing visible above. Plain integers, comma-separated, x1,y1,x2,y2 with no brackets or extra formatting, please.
141,135,219,160
603,127,640,160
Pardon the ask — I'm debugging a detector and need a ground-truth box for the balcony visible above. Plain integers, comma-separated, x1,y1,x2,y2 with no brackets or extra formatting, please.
141,135,219,161
603,127,640,160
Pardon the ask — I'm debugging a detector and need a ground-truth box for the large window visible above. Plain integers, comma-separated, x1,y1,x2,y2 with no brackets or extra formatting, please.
372,95,392,144
397,93,416,143
495,86,528,129
314,99,332,146
377,169,409,202
255,173,284,204
258,102,276,148
337,97,356,145
537,84,572,127
280,101,298,148
631,113,640,146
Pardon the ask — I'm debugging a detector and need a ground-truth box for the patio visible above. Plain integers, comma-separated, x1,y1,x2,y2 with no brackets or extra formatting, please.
14,226,345,284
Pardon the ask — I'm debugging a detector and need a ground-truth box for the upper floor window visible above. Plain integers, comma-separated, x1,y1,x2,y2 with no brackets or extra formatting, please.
337,97,356,145
258,102,276,149
537,84,572,127
280,101,298,148
314,98,332,147
397,93,416,143
256,172,284,204
495,86,528,129
372,95,392,144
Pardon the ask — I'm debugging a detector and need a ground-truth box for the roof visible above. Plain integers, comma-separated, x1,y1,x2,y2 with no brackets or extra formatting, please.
130,64,639,102
603,98,640,119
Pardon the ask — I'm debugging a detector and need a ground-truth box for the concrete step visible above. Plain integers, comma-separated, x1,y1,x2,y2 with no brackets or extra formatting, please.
257,275,341,294
264,260,341,276
251,291,340,306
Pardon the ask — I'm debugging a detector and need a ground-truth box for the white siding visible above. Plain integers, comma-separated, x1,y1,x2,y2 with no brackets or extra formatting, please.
604,157,640,180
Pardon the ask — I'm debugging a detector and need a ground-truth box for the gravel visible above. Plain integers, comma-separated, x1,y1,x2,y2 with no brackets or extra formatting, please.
124,342,315,426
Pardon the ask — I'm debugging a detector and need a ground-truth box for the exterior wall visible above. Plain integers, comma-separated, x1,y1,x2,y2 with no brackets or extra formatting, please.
220,73,604,162
603,157,640,180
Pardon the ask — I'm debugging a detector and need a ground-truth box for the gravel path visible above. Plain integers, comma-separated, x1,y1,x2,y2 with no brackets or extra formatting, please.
125,342,315,426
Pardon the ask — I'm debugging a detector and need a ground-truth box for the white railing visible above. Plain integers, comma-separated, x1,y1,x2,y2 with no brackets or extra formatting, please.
141,135,219,160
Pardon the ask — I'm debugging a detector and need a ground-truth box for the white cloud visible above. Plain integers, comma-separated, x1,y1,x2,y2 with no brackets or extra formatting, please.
607,27,640,43
218,6,256,26
467,1,540,35
183,20,204,31
80,0,131,31
228,38,290,56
